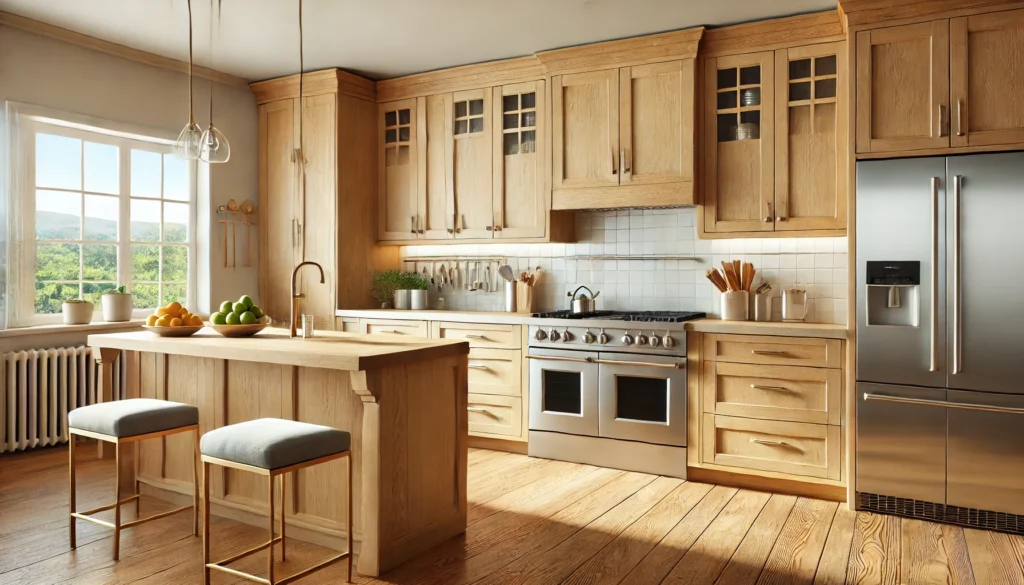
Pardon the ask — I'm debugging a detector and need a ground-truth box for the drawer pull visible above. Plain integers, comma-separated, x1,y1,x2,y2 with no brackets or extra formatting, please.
752,350,787,356
750,384,789,392
467,406,499,419
749,438,788,447
381,330,405,334
467,363,490,370
863,393,1024,415
464,334,487,339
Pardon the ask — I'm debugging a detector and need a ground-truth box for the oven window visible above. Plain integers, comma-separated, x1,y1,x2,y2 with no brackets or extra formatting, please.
543,370,582,414
615,376,668,423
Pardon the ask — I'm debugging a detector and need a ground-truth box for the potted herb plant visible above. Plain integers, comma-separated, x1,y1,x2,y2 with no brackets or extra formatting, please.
101,285,133,322
372,269,406,309
62,299,94,325
405,273,430,310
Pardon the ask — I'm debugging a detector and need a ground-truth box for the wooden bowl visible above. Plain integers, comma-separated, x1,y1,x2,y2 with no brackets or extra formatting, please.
142,325,203,337
209,323,268,338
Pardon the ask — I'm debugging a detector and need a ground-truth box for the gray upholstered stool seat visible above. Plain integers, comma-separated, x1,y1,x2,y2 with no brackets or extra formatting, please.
68,398,199,438
200,418,350,470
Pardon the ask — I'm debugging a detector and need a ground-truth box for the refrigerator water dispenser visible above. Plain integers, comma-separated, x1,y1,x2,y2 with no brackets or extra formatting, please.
865,261,920,327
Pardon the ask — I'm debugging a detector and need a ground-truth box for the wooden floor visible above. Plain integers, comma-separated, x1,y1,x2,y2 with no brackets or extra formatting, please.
3,446,1024,585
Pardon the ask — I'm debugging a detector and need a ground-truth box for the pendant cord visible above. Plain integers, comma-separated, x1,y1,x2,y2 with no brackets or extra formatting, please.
298,0,303,154
207,0,215,126
187,0,194,123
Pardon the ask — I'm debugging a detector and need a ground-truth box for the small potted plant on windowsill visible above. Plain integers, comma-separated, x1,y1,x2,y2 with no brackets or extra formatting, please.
62,299,94,325
102,285,133,322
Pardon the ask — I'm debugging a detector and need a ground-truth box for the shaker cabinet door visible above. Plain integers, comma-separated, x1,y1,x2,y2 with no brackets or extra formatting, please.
419,94,455,239
452,89,494,239
619,60,694,188
552,70,620,191
378,99,419,240
258,98,299,325
493,81,547,239
298,93,338,330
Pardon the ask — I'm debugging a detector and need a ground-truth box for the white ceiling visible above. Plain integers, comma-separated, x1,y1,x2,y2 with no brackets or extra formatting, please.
0,0,837,82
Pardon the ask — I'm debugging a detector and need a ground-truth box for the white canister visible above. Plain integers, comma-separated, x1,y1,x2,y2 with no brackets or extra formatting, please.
410,290,428,310
721,291,749,321
393,289,411,310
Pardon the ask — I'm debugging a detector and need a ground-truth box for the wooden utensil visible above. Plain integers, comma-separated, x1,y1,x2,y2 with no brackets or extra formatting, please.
705,269,729,293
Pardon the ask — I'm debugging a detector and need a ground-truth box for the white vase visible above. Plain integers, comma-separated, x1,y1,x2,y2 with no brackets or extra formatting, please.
410,290,428,310
101,293,134,322
62,302,94,325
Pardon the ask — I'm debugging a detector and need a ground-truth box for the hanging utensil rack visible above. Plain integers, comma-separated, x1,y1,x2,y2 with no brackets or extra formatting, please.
216,199,257,268
565,255,702,261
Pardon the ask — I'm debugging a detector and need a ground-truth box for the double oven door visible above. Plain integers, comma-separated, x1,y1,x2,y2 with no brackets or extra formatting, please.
528,348,686,446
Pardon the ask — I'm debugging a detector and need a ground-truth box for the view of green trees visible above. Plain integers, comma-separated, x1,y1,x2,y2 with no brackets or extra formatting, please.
35,210,187,314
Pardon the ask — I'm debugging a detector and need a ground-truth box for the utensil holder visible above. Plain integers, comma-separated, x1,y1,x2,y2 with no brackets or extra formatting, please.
754,292,772,322
782,289,808,322
504,282,517,312
410,290,428,310
515,282,537,313
721,291,749,321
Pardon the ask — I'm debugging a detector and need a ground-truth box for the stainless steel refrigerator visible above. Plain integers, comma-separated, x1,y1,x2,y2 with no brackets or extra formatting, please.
856,153,1024,532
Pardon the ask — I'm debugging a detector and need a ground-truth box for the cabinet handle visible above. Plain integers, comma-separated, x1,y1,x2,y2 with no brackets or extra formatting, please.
486,226,493,231
417,215,424,234
623,148,632,174
750,384,789,391
467,406,489,412
953,174,963,375
764,216,772,223
938,104,947,137
464,334,486,339
776,217,787,222
752,350,787,356
611,148,618,175
764,201,773,223
864,392,1024,415
956,100,964,137
381,329,404,334
447,228,454,234
467,363,489,369
750,438,789,447
292,218,297,247
410,216,417,235
930,177,939,372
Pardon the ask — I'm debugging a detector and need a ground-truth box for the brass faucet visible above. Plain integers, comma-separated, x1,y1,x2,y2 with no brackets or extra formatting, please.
290,261,325,338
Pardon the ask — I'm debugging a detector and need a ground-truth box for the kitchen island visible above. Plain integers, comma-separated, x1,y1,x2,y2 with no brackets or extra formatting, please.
87,329,469,577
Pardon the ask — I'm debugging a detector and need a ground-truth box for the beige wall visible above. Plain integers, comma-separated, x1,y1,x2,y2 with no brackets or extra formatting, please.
0,24,258,314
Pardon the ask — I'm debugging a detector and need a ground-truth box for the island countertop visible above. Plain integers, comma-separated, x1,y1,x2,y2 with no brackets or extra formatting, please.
87,327,469,371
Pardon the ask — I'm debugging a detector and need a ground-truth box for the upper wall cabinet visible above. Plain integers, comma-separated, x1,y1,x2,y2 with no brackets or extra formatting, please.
856,7,1024,154
551,60,696,210
494,81,547,239
378,99,419,240
702,41,847,238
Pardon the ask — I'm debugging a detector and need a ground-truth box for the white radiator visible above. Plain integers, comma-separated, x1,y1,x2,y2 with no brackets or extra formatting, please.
0,347,124,453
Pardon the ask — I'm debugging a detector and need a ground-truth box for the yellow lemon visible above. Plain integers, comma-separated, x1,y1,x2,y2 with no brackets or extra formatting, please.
156,316,171,327
146,314,158,326
170,317,183,327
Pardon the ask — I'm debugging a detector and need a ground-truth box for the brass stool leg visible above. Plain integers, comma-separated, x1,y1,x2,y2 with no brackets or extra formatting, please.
69,435,76,550
113,441,121,561
193,429,200,537
281,473,287,561
134,442,141,518
267,474,275,584
348,454,353,583
203,461,211,585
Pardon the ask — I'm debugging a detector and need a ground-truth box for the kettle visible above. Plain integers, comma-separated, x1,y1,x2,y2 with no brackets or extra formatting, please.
568,286,601,314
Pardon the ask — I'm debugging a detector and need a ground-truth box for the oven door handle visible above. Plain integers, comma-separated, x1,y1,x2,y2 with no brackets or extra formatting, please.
594,358,684,369
525,354,595,364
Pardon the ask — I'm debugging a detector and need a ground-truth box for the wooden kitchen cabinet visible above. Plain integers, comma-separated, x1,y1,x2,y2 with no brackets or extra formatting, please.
378,99,419,240
855,21,950,154
702,43,846,237
452,89,494,239
252,70,397,329
493,81,547,239
552,61,696,210
418,93,455,239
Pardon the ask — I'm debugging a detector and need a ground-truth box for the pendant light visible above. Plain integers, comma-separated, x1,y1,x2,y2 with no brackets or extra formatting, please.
200,0,230,163
173,0,202,160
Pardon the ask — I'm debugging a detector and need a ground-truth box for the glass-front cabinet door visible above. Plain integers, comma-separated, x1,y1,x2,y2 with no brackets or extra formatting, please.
378,99,418,240
775,42,847,232
703,51,775,234
493,81,546,239
451,89,493,239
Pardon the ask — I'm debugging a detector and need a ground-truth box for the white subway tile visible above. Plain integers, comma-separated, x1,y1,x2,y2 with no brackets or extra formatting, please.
814,253,834,268
797,254,816,269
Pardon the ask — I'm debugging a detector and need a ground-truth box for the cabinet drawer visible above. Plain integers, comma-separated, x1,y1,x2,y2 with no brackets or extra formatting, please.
467,348,522,397
703,334,841,369
702,414,841,480
702,362,841,425
467,394,522,438
360,319,429,337
432,322,521,349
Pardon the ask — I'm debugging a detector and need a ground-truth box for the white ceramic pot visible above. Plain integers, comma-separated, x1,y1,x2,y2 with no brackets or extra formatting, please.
62,302,95,325
393,290,411,310
101,293,134,322
410,290,428,310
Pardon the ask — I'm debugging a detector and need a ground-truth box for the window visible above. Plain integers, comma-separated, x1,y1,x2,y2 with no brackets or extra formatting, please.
13,114,195,325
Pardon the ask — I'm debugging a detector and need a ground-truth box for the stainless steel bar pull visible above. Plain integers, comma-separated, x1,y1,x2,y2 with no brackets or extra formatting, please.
930,176,939,372
750,384,788,391
953,174,963,374
864,393,1024,416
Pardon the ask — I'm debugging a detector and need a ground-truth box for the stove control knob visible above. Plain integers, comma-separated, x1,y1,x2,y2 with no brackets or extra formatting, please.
648,335,661,348
583,330,596,344
621,332,635,346
636,332,649,345
598,330,610,344
549,329,560,342
534,329,547,341
662,334,675,348
562,330,574,342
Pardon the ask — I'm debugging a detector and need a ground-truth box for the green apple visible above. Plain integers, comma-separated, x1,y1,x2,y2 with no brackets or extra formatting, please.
232,302,247,314
250,305,265,319
238,295,254,310
225,312,241,325
239,311,257,325
211,312,227,325
219,300,234,314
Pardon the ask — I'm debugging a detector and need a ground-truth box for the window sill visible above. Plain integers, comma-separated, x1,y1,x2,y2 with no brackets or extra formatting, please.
0,320,145,340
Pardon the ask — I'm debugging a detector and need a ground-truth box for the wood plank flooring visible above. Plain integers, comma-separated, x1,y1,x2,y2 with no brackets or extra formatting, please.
3,445,1024,584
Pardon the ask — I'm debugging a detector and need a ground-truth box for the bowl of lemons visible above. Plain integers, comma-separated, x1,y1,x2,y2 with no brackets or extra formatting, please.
143,302,204,337
208,295,269,338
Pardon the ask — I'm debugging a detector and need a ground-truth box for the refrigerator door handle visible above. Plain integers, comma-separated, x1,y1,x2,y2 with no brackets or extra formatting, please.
952,174,963,375
930,177,940,372
864,392,1024,416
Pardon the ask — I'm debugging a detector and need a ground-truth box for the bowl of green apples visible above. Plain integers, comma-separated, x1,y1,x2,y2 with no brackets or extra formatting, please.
208,295,270,337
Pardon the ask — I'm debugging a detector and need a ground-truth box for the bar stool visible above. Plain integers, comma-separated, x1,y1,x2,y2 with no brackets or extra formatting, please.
199,418,352,585
67,398,200,560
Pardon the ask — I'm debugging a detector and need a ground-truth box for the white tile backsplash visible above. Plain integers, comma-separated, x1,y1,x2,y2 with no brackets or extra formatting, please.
400,208,849,325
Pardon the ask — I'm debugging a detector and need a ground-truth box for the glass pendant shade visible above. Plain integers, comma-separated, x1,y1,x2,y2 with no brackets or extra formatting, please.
199,124,231,163
174,120,203,160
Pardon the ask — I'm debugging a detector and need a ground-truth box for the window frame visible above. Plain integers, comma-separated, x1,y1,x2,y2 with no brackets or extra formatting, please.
9,108,197,327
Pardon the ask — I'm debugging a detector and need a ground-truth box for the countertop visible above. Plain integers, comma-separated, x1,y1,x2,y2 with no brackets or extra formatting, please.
336,309,848,339
88,328,469,371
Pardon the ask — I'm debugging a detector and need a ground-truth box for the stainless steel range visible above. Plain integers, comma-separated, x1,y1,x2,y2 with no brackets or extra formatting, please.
526,310,704,478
